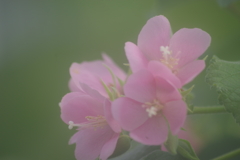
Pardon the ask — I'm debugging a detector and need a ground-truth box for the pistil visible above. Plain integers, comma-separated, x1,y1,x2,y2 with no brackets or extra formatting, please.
68,115,107,130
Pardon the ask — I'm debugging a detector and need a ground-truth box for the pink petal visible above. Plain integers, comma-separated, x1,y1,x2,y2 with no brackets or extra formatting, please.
138,15,171,60
170,28,211,68
68,79,81,92
80,83,105,102
148,61,182,88
112,97,148,131
155,76,182,104
100,133,120,160
162,100,187,134
130,116,168,145
60,93,104,124
69,130,81,145
176,60,205,86
124,70,156,103
74,125,115,160
59,92,85,107
125,42,148,73
70,62,106,96
102,53,126,81
104,99,122,133
161,145,167,152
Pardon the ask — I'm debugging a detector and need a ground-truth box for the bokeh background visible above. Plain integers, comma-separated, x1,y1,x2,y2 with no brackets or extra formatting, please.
1,0,240,159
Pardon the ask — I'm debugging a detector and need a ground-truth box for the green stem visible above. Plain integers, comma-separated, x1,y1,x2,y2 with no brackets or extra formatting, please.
212,148,240,160
189,105,226,115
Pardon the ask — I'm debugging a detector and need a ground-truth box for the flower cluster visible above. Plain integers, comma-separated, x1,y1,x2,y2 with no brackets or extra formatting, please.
59,15,211,160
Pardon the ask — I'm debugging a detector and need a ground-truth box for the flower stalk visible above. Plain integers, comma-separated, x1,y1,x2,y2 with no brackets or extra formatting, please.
212,148,240,160
189,105,226,115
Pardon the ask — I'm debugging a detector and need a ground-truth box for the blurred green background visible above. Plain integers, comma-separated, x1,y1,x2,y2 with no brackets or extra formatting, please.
1,0,240,159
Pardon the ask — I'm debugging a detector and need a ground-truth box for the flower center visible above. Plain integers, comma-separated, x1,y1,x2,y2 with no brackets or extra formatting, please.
142,99,164,117
68,115,107,130
160,46,179,71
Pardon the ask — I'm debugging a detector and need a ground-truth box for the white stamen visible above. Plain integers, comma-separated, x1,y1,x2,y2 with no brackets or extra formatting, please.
68,121,77,130
146,107,158,117
142,99,164,117
68,116,107,130
68,121,73,129
160,46,179,70
160,46,171,56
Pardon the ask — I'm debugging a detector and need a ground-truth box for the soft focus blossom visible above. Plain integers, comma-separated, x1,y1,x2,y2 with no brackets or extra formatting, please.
125,15,211,87
60,88,121,160
178,121,204,153
69,54,126,97
61,15,208,159
161,119,204,153
112,69,187,145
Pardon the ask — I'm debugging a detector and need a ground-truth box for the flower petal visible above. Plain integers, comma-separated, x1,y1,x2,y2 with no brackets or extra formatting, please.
112,97,148,131
176,60,205,86
130,116,168,145
68,79,81,92
155,76,182,104
104,99,121,133
69,131,81,145
162,100,187,134
80,83,105,102
74,125,115,160
102,53,126,81
170,28,211,68
60,93,104,124
59,92,85,107
125,42,148,73
148,61,182,88
138,15,171,60
70,62,106,96
100,133,120,160
124,70,156,103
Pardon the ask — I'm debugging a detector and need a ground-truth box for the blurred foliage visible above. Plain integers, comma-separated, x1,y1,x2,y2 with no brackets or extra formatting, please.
141,150,183,160
110,142,160,160
217,0,240,7
206,56,240,125
109,135,131,159
1,0,240,159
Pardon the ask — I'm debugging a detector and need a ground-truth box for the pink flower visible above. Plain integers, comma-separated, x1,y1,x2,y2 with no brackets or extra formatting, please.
60,87,121,160
125,15,211,88
69,54,126,97
177,120,204,153
161,119,204,153
112,69,187,145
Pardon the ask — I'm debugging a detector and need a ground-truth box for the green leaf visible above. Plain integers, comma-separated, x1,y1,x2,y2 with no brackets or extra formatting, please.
206,56,240,125
117,77,125,88
181,85,194,98
180,86,195,113
140,150,184,160
177,139,199,160
109,142,159,160
109,135,131,159
164,134,179,155
100,79,113,100
102,63,117,88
